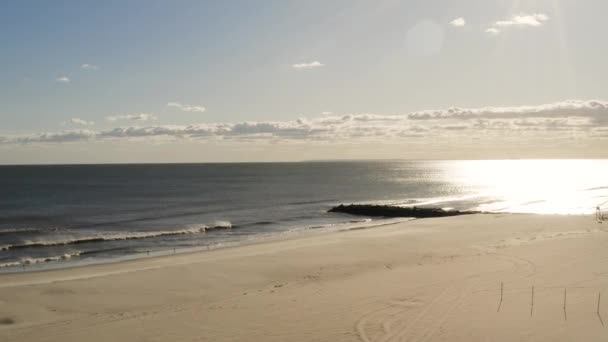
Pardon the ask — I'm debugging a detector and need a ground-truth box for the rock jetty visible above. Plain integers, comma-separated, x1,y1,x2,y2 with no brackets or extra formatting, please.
328,204,478,218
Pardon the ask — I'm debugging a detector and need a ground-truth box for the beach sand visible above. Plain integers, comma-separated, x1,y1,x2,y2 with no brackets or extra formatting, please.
1,213,607,341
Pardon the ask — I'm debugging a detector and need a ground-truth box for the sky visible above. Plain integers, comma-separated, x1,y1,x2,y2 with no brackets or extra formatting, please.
1,0,608,164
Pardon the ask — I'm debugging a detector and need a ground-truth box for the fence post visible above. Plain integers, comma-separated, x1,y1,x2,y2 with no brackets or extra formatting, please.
531,286,534,317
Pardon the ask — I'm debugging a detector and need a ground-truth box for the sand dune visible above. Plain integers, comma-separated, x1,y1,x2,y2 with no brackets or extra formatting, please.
1,214,607,341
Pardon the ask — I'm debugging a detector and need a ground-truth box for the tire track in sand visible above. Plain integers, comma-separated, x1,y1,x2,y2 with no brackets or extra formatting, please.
356,286,454,342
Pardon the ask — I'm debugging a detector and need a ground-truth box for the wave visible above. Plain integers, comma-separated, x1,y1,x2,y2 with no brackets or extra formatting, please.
61,208,236,231
211,221,232,229
0,251,82,268
0,227,45,235
0,222,232,251
300,217,415,233
286,199,337,205
349,218,373,223
251,221,275,226
308,218,373,230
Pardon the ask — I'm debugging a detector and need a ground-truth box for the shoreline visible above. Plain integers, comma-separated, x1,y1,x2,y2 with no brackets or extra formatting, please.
0,211,550,275
2,213,607,341
0,216,415,274
0,212,559,279
0,216,416,283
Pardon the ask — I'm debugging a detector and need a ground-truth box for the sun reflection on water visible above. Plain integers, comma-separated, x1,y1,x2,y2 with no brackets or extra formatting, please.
441,160,608,214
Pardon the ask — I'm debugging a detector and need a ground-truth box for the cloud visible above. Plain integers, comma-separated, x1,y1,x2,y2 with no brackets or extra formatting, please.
321,111,334,116
407,100,608,125
56,76,70,83
495,13,549,27
11,130,97,144
105,113,157,122
81,64,99,71
167,102,206,113
450,17,466,27
292,61,324,69
64,118,95,126
4,100,608,145
486,13,549,34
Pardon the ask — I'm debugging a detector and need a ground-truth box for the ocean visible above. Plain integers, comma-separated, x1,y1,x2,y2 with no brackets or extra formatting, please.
1,160,607,271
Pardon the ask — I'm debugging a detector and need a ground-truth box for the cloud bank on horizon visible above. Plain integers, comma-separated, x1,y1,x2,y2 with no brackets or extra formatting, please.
3,100,608,145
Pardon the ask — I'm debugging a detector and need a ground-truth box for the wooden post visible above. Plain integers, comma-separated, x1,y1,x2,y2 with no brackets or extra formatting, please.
563,288,567,321
497,281,504,312
531,286,534,317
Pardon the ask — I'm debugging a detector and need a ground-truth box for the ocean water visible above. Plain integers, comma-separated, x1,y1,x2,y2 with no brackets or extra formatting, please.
1,160,607,271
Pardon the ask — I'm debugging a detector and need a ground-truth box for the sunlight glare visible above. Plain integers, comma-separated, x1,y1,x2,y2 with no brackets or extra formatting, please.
444,160,608,214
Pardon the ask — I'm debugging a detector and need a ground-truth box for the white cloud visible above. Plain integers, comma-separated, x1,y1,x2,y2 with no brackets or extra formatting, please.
167,102,206,113
56,76,70,83
450,17,466,27
10,130,97,144
106,113,157,122
321,111,334,116
64,118,95,126
495,13,549,27
5,100,608,145
81,64,99,71
292,61,324,69
486,13,549,34
407,100,608,124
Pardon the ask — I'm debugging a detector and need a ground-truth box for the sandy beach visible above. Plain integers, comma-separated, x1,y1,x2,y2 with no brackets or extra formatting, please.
1,213,607,341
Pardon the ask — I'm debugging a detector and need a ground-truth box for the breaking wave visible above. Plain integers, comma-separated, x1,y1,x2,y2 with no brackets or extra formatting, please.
0,222,232,251
0,251,82,268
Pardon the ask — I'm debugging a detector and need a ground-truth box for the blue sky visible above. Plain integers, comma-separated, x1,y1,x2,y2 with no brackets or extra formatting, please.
2,0,608,163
